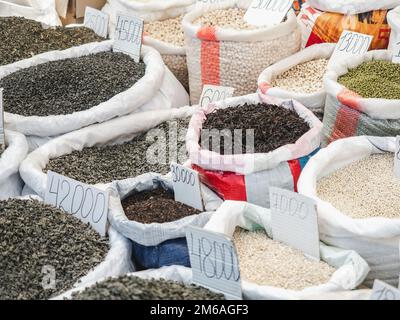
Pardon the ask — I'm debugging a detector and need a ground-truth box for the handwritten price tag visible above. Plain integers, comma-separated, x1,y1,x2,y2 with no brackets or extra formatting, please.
113,12,144,63
199,85,235,108
196,0,230,7
328,30,373,68
171,163,204,211
186,226,242,300
44,171,109,236
270,187,320,260
244,0,294,27
371,280,400,300
392,35,400,64
84,7,109,38
0,89,4,152
394,136,400,178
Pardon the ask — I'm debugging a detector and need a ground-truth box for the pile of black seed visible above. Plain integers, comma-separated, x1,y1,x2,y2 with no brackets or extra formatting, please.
122,187,201,223
45,118,190,184
0,17,103,66
71,275,225,300
0,199,108,300
201,103,310,154
0,52,146,116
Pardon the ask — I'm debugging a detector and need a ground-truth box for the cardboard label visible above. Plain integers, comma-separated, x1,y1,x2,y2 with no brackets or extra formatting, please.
186,226,242,300
270,187,320,260
328,30,373,68
392,35,400,64
199,85,235,108
84,7,109,38
394,136,400,178
113,12,144,63
244,0,294,27
371,280,400,300
0,89,4,152
171,163,204,211
44,171,109,236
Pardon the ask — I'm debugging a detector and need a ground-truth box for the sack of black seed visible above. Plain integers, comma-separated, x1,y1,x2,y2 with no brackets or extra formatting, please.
0,40,189,143
186,93,322,208
0,130,28,199
0,197,133,300
20,106,197,197
107,173,222,270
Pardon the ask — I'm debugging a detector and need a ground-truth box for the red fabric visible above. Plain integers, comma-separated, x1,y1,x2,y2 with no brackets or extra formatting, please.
337,88,362,111
287,160,302,192
198,26,220,87
305,30,323,47
328,106,360,144
192,164,247,201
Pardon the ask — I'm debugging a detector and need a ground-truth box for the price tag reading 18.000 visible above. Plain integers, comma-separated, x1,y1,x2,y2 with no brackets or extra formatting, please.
269,187,320,260
328,30,373,68
199,85,235,108
0,89,4,151
244,0,294,27
84,7,109,38
44,171,109,237
186,226,242,300
370,280,400,300
113,12,144,63
171,163,204,211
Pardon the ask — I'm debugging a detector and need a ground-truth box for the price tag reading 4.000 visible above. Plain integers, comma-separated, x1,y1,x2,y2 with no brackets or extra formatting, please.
371,280,400,300
186,226,242,300
84,7,109,38
199,85,235,108
44,171,109,236
113,12,144,63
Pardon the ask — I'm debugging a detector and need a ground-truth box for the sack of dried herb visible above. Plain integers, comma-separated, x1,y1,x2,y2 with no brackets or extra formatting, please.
107,173,222,270
20,106,196,198
186,93,322,208
1,40,189,141
0,130,28,199
298,136,400,287
322,50,400,146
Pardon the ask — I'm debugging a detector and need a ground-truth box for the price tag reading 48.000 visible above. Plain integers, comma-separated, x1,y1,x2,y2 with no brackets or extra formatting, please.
44,171,109,236
186,226,242,300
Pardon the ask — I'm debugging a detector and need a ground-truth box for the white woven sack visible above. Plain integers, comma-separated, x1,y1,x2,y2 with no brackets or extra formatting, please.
20,106,197,198
306,0,400,14
2,40,189,138
0,0,61,26
182,0,301,104
0,129,28,199
258,43,336,110
108,172,223,246
298,136,400,287
388,6,400,53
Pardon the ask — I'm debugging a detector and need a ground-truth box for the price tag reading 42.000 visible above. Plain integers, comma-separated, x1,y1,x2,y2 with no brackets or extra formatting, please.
186,226,242,300
371,280,400,300
113,12,144,63
44,171,109,236
199,85,235,108
84,7,109,38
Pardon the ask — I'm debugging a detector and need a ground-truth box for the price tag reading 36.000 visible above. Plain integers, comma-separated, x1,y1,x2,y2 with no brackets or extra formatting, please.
44,171,109,236
113,12,144,63
186,226,242,300
84,7,109,38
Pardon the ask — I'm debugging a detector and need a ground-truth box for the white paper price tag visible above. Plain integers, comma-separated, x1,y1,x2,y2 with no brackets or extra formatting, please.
44,171,109,237
270,187,320,260
196,0,229,7
186,226,242,300
371,280,400,300
328,30,373,68
199,85,235,108
0,89,4,151
394,136,400,178
392,35,400,64
244,0,293,27
170,163,204,211
113,12,144,63
84,7,109,38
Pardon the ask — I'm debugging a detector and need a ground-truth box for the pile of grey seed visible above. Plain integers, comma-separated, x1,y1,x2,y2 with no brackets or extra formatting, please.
71,275,225,300
317,153,400,219
0,52,146,117
0,199,108,300
45,118,190,184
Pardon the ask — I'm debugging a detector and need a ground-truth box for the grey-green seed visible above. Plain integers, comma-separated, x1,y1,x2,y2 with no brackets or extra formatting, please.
0,52,146,117
71,275,225,300
45,118,190,184
0,199,108,300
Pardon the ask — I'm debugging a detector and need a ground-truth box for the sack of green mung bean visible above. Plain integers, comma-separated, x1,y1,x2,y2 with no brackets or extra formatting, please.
0,40,189,142
186,93,322,208
182,0,301,105
107,173,222,270
0,0,61,26
258,43,335,111
20,106,197,198
322,50,400,146
388,6,400,53
0,130,28,199
298,135,400,287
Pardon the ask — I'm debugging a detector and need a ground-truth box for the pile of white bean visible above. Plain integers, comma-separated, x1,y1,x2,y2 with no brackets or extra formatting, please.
144,15,185,47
